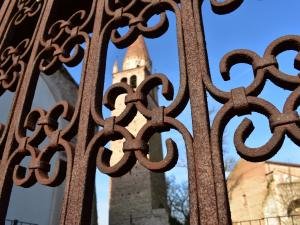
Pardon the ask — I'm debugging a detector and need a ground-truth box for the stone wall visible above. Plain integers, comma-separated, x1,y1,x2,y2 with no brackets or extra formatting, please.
228,160,300,224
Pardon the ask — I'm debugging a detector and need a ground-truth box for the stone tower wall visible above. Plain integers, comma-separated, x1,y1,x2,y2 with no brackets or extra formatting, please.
109,36,169,225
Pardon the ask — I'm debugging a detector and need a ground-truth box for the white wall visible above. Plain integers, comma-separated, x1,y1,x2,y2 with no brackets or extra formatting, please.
1,73,72,225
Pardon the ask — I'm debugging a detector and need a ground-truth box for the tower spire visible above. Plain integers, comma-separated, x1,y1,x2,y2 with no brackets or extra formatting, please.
122,35,152,71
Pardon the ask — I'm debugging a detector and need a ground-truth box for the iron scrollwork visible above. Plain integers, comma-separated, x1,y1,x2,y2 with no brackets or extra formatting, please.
209,0,244,14
8,101,74,187
88,0,193,177
209,35,300,162
0,0,45,156
36,10,91,75
4,0,96,188
89,74,192,176
0,0,44,95
1,0,300,224
103,0,180,48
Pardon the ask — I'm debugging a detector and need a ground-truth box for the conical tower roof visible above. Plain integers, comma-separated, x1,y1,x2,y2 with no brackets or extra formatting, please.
122,35,152,71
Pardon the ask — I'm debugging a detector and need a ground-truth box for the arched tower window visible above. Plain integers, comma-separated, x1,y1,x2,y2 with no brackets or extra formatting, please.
121,77,127,83
130,75,137,88
288,199,300,224
288,199,300,216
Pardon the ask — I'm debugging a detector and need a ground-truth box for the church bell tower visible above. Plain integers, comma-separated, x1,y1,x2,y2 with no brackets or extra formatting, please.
109,36,170,225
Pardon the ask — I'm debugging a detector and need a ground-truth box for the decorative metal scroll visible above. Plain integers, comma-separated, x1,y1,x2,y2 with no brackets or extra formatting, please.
0,0,46,157
0,0,298,225
210,35,300,162
90,0,190,177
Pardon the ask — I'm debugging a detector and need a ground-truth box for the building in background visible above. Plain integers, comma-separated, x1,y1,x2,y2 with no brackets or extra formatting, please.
228,160,300,225
1,68,97,225
109,36,170,225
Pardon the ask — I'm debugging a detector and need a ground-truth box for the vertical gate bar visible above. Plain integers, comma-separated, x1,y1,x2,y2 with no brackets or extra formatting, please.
0,0,55,223
181,0,218,224
0,0,21,159
193,0,233,224
172,4,201,225
181,0,231,224
0,0,14,33
61,0,102,224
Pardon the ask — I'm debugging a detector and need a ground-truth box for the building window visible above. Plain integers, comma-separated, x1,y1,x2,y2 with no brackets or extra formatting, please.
130,75,137,88
121,77,127,83
288,199,300,216
288,199,300,224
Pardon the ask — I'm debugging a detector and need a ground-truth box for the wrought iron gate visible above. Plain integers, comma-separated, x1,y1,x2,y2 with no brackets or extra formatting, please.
0,0,299,224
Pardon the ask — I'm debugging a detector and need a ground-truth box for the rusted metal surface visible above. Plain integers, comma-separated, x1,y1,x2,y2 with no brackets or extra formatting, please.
0,0,298,225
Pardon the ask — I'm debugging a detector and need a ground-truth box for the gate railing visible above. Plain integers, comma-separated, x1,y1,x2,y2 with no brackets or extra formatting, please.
233,215,300,225
0,0,299,225
5,219,38,225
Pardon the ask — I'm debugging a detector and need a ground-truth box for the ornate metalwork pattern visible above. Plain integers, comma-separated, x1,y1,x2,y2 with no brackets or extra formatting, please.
210,35,300,161
12,101,74,187
96,71,193,172
0,0,299,225
90,0,189,176
0,0,95,223
0,0,46,158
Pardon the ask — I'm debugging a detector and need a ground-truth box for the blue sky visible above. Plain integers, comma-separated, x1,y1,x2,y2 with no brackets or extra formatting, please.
66,1,300,224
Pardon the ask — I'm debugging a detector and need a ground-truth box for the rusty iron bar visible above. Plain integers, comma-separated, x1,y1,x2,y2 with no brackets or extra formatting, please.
0,0,300,225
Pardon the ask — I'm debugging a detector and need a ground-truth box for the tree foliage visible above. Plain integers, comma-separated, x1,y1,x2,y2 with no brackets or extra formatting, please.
166,155,236,225
166,176,189,225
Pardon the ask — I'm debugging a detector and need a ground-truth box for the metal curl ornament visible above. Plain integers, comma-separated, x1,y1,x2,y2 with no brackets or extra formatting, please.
34,141,72,187
282,87,300,145
87,124,137,177
14,0,43,25
90,71,191,176
134,117,190,173
103,82,138,126
212,96,287,162
234,118,285,162
0,61,25,93
207,35,300,169
58,32,87,67
0,39,29,94
0,39,29,68
210,0,243,14
36,44,62,75
9,142,39,188
45,10,86,42
262,35,300,90
21,101,75,143
107,0,177,48
37,11,91,75
36,32,87,74
23,108,47,146
134,74,174,118
203,35,300,105
104,0,138,16
9,101,75,187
